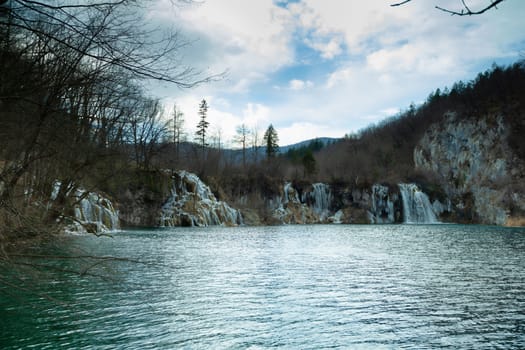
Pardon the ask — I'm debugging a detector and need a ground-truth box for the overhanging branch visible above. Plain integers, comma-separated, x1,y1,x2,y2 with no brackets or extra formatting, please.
391,0,505,16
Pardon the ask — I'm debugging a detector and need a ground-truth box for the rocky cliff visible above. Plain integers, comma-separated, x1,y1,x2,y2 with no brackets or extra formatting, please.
105,108,525,228
414,112,525,225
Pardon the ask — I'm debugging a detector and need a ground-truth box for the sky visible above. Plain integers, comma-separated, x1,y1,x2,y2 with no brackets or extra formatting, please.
146,0,525,147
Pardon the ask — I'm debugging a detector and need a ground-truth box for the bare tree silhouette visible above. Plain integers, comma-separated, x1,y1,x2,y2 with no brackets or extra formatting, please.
391,0,505,16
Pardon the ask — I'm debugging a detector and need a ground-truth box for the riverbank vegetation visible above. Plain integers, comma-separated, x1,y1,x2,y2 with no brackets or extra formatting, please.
0,0,206,242
1,1,525,242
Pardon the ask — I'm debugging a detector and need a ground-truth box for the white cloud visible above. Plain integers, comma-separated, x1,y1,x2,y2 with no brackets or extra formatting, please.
149,0,294,93
325,67,352,89
289,79,314,90
151,0,525,146
305,37,343,59
241,103,271,128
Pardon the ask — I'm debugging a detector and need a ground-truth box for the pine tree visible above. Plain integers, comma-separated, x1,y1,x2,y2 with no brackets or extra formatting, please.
263,124,279,159
302,149,316,177
195,99,209,153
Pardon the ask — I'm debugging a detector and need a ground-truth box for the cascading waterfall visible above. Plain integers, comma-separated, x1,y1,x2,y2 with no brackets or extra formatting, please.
303,183,332,220
283,182,300,204
160,171,243,227
273,182,335,224
70,189,120,233
398,183,439,224
52,181,120,233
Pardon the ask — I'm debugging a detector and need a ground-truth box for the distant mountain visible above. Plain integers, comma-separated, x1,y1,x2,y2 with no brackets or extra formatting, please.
220,137,341,164
279,137,341,153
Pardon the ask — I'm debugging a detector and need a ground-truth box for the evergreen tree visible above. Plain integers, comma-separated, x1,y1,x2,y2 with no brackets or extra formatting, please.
263,124,279,159
302,149,316,177
195,99,209,152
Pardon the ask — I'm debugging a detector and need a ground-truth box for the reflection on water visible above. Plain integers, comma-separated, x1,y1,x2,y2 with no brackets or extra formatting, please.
1,224,525,349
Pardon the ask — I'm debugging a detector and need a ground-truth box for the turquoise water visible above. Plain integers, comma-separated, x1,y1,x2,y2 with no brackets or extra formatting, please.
1,224,525,349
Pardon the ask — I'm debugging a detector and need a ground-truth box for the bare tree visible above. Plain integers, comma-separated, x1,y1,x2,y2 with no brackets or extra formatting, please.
170,104,186,162
0,0,208,239
128,99,169,170
0,0,216,86
391,0,505,16
250,126,262,164
233,124,251,168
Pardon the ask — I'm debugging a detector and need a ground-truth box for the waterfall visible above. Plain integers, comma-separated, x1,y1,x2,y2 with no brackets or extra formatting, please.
398,183,439,224
51,181,119,233
282,182,300,204
273,182,335,224
161,171,243,227
70,189,120,233
302,183,332,220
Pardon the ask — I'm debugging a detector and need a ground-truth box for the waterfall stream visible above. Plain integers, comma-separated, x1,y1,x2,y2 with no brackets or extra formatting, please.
160,171,243,227
398,183,439,224
71,189,120,233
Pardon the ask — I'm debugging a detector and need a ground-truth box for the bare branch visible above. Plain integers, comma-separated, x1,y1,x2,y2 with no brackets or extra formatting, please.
390,0,412,7
391,0,506,15
1,0,215,87
436,0,504,16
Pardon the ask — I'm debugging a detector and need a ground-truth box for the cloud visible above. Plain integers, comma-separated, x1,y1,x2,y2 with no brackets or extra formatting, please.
325,67,352,88
150,0,525,146
149,0,295,93
305,37,343,59
289,79,314,90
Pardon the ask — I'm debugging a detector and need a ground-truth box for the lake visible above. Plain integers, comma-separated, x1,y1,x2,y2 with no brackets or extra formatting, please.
1,224,525,349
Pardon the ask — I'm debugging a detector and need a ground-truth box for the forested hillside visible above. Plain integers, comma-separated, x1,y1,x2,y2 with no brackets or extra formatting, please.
315,62,525,186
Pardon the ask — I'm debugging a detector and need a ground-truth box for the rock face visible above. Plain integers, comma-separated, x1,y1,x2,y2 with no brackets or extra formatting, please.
414,112,525,225
117,187,164,227
368,184,398,224
160,171,243,227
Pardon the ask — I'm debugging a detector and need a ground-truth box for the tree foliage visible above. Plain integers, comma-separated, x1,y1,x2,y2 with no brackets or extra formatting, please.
263,124,279,159
195,99,209,151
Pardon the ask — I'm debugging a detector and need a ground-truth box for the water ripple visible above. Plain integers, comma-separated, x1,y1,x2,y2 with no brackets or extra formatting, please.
1,224,525,349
